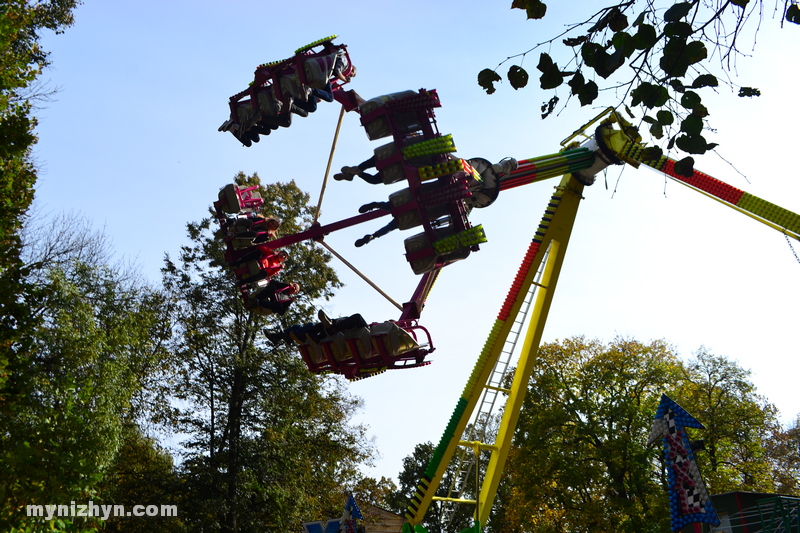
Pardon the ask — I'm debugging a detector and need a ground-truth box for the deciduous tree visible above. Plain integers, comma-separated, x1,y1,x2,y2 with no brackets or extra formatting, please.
1,0,81,389
496,337,681,533
676,347,785,493
157,173,372,532
1,213,170,532
491,337,797,533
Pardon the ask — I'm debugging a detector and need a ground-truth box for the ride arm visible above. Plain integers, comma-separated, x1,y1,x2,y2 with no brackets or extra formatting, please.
591,108,800,241
503,107,800,241
267,209,389,250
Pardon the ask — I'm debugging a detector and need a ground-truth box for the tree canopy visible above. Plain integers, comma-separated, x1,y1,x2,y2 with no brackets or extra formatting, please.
480,0,799,166
2,213,170,532
153,173,371,532
1,0,81,388
460,337,798,533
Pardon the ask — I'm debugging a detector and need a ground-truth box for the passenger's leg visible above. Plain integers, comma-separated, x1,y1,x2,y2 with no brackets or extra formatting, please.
355,219,398,247
338,156,379,181
311,83,334,103
357,156,377,171
332,313,369,331
229,249,261,267
293,97,318,114
358,200,392,213
355,171,383,185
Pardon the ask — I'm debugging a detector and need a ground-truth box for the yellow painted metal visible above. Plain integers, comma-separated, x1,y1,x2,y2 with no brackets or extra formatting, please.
432,497,478,504
638,159,800,242
477,176,585,525
405,174,584,529
560,106,641,149
404,107,800,531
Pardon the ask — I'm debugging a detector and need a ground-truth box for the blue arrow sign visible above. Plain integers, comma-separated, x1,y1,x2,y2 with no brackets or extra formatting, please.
648,394,720,532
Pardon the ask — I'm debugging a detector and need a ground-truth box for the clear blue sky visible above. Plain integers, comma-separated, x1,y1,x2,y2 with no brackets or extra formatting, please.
35,1,800,483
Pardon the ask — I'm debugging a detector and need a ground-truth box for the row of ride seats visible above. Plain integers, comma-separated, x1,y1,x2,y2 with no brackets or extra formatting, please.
298,321,426,379
215,184,288,298
220,41,355,145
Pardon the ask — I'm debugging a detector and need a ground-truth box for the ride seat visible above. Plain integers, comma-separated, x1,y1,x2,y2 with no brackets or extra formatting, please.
404,227,472,275
372,142,406,184
388,183,452,230
302,51,340,89
301,341,328,367
359,90,421,140
241,259,262,278
298,332,360,371
371,135,430,184
255,87,280,116
343,327,373,365
219,184,263,214
370,322,420,356
234,101,259,135
320,332,354,364
279,73,310,102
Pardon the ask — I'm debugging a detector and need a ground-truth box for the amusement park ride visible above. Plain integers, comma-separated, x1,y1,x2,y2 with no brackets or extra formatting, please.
214,38,800,533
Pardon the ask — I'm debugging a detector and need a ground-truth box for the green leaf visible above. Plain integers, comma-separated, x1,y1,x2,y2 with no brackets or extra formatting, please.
537,52,555,71
664,2,693,21
673,156,695,176
581,42,604,67
691,74,718,88
511,0,548,19
478,69,502,95
631,83,670,108
786,4,800,24
680,114,703,136
656,110,674,125
669,79,686,93
642,115,657,124
537,53,564,89
578,80,598,106
612,31,635,58
660,37,690,77
641,146,664,162
604,49,627,76
683,41,708,64
660,39,705,77
609,11,629,32
664,21,693,38
568,71,585,97
680,90,701,109
563,35,588,46
541,95,559,119
676,133,711,154
691,103,709,118
731,0,750,7
738,86,761,97
650,122,664,139
508,65,530,89
633,24,658,49
540,69,564,89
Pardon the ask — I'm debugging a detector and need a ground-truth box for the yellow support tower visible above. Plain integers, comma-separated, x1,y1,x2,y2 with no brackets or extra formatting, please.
402,108,800,533
404,173,586,532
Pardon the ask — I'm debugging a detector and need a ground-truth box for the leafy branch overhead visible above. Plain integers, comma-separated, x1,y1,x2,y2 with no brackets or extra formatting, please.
479,0,798,157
